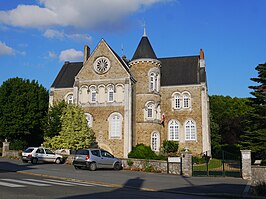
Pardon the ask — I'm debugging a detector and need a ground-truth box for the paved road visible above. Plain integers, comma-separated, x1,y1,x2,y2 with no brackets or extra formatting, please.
0,157,250,198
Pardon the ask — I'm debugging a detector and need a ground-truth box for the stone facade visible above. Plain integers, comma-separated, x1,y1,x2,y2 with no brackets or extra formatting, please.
50,33,211,158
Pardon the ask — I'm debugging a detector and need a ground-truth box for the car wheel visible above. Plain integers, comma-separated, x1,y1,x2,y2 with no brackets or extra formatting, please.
55,158,61,164
89,162,97,171
114,162,121,170
31,158,38,164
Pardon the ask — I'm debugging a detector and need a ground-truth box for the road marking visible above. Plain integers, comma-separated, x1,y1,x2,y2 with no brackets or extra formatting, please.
0,179,51,186
23,179,74,186
44,179,95,187
0,181,25,188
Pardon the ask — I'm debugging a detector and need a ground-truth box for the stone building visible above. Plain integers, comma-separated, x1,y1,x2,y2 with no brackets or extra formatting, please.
50,31,211,158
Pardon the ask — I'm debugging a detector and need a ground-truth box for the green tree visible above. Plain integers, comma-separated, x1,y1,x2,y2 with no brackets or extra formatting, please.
0,77,48,148
241,63,266,159
209,95,250,153
44,104,95,150
44,100,67,138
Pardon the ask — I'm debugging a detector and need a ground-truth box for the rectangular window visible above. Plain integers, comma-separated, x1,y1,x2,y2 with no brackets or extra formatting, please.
110,115,121,138
108,91,114,102
91,91,96,102
147,108,152,118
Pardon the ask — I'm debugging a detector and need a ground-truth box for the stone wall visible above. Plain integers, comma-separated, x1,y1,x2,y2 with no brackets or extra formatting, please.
121,158,181,175
251,166,266,185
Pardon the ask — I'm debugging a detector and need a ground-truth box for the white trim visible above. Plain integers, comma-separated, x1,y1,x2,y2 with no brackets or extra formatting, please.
108,112,123,139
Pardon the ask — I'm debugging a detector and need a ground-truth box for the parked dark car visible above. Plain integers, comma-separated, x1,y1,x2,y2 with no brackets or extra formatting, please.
73,149,122,171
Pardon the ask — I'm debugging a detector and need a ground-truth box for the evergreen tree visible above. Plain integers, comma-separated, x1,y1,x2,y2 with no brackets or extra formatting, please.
241,63,266,159
0,77,48,148
44,104,96,150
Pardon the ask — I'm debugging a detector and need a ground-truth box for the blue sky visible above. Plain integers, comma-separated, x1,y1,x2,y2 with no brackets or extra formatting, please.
0,0,265,98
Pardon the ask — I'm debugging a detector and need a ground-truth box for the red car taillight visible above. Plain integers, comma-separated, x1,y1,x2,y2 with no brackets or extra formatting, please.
85,154,90,160
28,154,32,157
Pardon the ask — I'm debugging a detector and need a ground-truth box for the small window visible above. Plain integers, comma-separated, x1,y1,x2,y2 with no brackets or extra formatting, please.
150,72,158,91
183,94,190,108
151,132,160,151
85,113,93,127
108,86,114,102
175,95,181,109
67,94,73,104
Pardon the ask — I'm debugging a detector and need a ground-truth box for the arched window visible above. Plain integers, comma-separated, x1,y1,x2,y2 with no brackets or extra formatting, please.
149,72,159,92
183,93,191,108
185,120,196,140
107,86,114,102
168,120,179,141
90,86,97,103
108,112,123,139
175,95,181,109
66,94,73,104
85,113,93,127
151,132,160,151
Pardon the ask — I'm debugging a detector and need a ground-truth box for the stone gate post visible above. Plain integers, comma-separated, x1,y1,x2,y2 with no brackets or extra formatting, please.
182,152,192,177
2,139,10,157
241,150,252,180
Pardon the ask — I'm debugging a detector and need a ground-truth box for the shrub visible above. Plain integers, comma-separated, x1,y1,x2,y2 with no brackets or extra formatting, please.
127,159,134,167
9,140,27,150
253,182,266,196
192,156,206,164
162,140,178,154
128,144,158,160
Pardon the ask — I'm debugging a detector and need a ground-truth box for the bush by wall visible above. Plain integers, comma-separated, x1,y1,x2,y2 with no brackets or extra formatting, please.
128,144,165,160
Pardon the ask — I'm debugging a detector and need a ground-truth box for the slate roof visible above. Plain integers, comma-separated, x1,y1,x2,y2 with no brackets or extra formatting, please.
132,36,157,60
159,56,206,86
51,62,83,88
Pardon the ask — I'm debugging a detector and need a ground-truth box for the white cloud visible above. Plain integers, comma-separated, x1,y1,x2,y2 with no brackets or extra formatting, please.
0,0,167,28
43,29,92,42
0,41,13,55
43,29,65,39
59,49,83,61
48,51,57,59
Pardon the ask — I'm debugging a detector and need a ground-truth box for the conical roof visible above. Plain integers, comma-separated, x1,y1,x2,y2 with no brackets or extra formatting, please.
132,36,157,60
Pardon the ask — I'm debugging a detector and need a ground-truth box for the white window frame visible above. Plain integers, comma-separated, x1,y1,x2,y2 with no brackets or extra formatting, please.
90,86,97,103
66,94,73,104
175,95,181,109
185,120,196,140
183,92,191,108
151,132,160,152
168,120,179,141
107,86,114,102
108,112,123,139
145,102,155,120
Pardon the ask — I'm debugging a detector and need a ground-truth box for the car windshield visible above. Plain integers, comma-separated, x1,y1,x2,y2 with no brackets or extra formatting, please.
24,148,34,153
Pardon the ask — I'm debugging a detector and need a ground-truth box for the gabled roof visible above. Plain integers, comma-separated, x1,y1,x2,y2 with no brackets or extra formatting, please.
132,36,157,60
51,62,83,88
159,56,206,86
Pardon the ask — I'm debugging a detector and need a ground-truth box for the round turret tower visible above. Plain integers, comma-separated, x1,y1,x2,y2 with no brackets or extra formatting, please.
129,29,162,151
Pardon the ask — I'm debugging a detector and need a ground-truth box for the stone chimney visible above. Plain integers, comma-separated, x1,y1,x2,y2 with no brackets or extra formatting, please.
84,45,90,63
